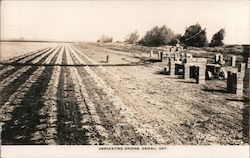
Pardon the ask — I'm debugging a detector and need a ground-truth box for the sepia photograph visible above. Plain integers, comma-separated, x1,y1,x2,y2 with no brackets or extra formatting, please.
0,0,249,157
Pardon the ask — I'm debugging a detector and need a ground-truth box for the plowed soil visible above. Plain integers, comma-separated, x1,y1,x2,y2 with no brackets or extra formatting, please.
0,42,248,145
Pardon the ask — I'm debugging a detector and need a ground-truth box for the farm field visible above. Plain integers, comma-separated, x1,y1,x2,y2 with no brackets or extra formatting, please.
0,42,58,60
0,42,248,145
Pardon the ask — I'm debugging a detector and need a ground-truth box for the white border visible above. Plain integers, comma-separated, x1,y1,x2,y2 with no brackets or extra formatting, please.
1,145,249,158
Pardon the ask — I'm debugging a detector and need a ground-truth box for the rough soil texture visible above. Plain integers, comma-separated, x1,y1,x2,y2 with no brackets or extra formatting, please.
0,42,248,145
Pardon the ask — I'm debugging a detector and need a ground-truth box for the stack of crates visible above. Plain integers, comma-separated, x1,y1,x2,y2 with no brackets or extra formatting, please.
243,45,250,101
243,57,250,101
227,72,244,95
197,65,206,84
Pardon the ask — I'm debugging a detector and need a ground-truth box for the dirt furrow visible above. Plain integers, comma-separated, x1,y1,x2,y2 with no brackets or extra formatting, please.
30,46,60,64
0,47,50,75
17,47,52,64
57,65,92,144
0,48,53,83
30,45,62,144
62,45,106,144
0,46,60,144
57,63,83,144
1,47,50,64
0,46,58,118
42,45,61,64
0,67,44,127
0,47,50,71
55,45,64,65
0,66,15,77
0,66,31,93
69,49,145,144
70,45,167,145
56,45,98,144
0,47,57,94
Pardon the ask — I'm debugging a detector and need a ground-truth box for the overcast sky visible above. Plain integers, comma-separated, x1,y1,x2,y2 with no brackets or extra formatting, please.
1,0,249,44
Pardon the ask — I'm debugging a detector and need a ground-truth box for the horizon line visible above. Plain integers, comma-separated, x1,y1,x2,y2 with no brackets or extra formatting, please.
1,39,249,45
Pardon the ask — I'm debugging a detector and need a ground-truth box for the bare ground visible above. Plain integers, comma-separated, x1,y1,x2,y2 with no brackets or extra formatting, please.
0,42,248,145
74,43,249,145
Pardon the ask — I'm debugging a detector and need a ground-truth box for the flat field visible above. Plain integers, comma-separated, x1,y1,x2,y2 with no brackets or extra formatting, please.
0,42,58,60
0,42,248,145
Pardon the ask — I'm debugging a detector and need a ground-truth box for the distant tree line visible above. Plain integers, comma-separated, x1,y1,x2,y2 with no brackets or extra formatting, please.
138,26,180,46
125,23,225,47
